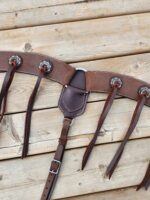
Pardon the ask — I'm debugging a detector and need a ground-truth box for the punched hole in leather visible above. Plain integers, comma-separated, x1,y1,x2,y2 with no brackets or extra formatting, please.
41,69,89,200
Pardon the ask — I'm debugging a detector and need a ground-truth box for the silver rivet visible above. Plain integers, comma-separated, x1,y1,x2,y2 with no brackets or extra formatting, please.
110,77,123,89
139,86,150,98
9,55,22,67
39,60,53,74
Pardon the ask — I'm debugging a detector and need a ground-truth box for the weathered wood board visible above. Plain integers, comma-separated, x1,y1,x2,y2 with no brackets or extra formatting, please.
0,0,149,200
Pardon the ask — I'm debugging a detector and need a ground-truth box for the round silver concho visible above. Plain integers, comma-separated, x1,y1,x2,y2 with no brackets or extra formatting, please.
110,77,123,89
39,60,53,74
139,86,150,98
9,55,22,67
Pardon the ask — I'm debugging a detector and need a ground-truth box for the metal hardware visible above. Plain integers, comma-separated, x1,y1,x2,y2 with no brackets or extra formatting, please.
9,55,22,68
139,86,150,98
76,67,87,72
49,159,61,175
110,77,123,89
39,60,53,74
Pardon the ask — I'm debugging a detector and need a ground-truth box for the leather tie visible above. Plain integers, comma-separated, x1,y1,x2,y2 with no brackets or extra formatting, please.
137,161,150,191
106,86,150,179
41,118,72,200
0,55,22,122
22,61,53,158
82,77,123,170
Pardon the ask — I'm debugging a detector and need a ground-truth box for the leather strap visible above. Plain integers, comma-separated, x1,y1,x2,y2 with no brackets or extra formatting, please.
0,57,21,122
40,118,72,200
82,80,120,170
0,52,150,106
106,93,148,179
22,72,44,158
41,69,88,199
22,61,53,158
137,162,150,191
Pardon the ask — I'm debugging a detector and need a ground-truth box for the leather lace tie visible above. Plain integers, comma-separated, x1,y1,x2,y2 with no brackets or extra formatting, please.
82,77,123,170
137,161,150,191
0,55,22,122
22,61,53,158
106,86,150,179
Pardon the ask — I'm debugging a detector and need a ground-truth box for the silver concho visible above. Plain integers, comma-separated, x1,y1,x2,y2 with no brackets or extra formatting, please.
39,60,53,74
139,86,150,98
110,77,123,88
9,55,22,67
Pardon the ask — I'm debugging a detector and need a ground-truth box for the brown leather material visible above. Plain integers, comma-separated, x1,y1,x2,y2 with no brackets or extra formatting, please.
0,52,150,107
0,64,18,122
0,51,149,196
106,95,148,179
86,71,150,107
58,69,88,118
0,51,75,85
137,162,150,191
82,86,118,170
41,69,88,199
41,118,72,200
22,72,44,158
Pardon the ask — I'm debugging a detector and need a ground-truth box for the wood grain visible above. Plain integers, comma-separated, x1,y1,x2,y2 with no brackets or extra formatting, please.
61,187,150,200
0,13,150,62
0,98,150,160
1,0,150,30
0,138,149,199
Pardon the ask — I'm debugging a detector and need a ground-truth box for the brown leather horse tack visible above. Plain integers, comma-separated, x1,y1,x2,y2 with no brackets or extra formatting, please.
0,51,149,199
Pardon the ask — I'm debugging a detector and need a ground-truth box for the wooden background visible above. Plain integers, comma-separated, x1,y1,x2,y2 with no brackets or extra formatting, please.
0,0,150,199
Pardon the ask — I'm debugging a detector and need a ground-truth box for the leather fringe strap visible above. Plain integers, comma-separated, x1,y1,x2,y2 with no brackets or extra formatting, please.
22,61,53,158
0,55,22,122
106,86,150,179
40,118,72,200
82,77,123,170
137,162,150,191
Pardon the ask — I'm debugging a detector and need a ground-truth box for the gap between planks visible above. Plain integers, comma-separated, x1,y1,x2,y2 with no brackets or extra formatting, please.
0,13,150,62
0,0,150,30
0,138,149,199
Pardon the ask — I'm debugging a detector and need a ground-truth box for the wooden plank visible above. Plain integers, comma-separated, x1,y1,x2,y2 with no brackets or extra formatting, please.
0,98,150,160
0,0,79,13
61,187,150,200
1,0,150,30
0,13,150,62
0,138,149,199
0,53,150,114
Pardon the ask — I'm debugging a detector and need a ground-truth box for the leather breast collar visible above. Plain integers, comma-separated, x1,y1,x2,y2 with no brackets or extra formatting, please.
0,51,149,199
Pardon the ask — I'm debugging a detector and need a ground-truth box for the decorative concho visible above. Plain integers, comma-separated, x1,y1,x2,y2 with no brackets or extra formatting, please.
139,86,150,98
110,77,123,89
39,60,53,74
9,55,22,67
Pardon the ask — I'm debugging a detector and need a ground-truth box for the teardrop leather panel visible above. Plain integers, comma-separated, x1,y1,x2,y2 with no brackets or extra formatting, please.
58,70,88,118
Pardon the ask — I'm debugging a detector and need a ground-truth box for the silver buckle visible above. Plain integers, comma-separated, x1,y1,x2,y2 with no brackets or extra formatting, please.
76,67,87,72
49,159,61,175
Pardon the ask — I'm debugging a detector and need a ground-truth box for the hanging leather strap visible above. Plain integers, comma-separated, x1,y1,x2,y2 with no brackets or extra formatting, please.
82,77,122,170
106,87,150,179
22,72,43,158
0,55,22,122
41,118,72,200
137,162,150,191
22,61,53,158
